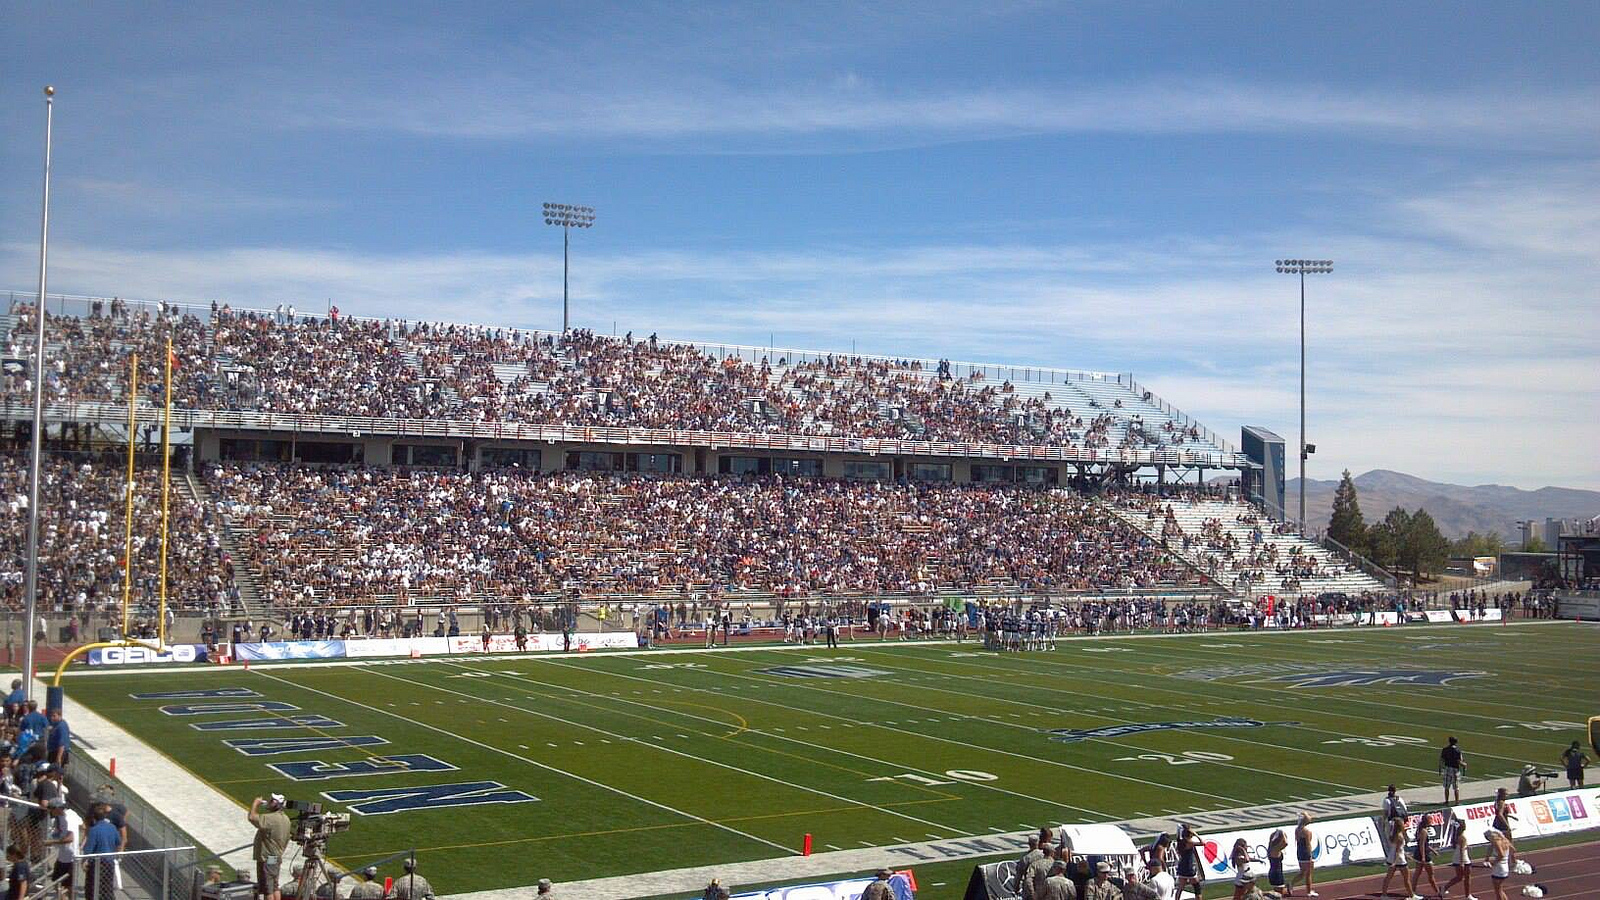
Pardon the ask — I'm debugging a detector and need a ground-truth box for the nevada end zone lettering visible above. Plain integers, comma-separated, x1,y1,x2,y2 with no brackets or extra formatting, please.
322,781,537,816
270,755,458,782
161,701,298,716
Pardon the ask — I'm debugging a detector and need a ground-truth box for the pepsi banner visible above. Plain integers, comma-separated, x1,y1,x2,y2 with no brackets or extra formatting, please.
1188,816,1385,879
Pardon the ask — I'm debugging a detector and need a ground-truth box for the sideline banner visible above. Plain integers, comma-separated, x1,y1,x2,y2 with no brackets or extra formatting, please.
86,643,210,666
1191,816,1384,879
719,870,915,899
1443,788,1599,846
445,632,640,655
343,637,450,658
234,640,347,661
1424,611,1456,623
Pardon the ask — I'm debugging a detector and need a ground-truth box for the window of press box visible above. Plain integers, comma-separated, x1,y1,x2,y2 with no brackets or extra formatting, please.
629,452,682,473
908,462,953,482
774,458,822,477
843,460,890,481
481,447,542,470
297,441,363,465
970,464,1014,483
218,437,291,462
567,450,624,471
720,456,822,476
400,444,457,467
1018,465,1059,485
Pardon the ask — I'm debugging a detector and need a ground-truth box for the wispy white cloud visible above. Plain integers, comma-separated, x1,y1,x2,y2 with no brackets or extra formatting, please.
269,77,1600,149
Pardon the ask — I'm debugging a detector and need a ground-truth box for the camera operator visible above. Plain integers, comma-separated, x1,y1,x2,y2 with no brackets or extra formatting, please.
250,794,292,900
1515,765,1550,798
385,859,432,900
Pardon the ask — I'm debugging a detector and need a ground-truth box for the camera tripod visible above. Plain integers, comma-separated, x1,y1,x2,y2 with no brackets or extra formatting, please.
291,839,340,900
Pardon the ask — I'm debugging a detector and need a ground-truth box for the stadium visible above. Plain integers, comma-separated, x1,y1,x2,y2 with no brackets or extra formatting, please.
5,6,1600,900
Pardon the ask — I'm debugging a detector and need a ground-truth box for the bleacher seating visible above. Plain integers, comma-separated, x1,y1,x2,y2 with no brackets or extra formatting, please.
1113,495,1388,596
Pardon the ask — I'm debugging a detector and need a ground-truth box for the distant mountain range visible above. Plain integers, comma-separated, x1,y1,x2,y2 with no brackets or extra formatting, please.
1279,470,1600,542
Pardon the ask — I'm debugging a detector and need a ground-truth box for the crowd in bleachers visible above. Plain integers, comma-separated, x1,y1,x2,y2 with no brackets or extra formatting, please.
206,465,1197,606
2,301,1220,451
0,454,239,615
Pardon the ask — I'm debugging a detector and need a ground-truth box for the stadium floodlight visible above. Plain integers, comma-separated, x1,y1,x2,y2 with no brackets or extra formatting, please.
1275,258,1334,536
543,202,596,333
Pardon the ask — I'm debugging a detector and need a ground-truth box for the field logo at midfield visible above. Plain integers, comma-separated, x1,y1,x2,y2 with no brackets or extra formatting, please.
1047,718,1287,744
1177,662,1487,687
1270,669,1487,688
323,781,538,815
757,664,890,679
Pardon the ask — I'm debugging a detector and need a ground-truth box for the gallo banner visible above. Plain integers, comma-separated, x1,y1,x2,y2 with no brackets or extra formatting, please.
87,644,210,666
1191,817,1385,879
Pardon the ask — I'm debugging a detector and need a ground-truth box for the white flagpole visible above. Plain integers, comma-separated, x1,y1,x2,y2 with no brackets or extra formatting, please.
22,85,55,701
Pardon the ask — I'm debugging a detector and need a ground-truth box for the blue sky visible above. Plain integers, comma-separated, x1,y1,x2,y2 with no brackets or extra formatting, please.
3,1,1597,490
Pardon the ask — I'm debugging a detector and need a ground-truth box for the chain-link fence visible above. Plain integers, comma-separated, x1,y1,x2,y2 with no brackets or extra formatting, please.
61,750,225,900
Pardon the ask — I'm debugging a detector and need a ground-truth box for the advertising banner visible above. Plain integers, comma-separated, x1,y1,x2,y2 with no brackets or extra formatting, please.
234,640,348,661
1191,816,1385,879
1424,611,1456,623
342,638,450,658
1442,788,1599,845
720,870,915,900
445,632,640,655
86,644,210,666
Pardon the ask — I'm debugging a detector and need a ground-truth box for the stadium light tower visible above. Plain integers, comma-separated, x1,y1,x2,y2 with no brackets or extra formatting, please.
1275,258,1333,535
543,202,595,332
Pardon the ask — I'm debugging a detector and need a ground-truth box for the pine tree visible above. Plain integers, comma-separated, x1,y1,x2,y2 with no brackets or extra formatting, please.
1405,508,1451,578
1327,469,1366,550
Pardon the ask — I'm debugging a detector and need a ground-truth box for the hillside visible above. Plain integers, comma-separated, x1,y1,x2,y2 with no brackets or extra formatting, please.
1286,470,1600,541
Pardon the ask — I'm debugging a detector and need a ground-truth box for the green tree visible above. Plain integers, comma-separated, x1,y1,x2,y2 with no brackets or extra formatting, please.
1404,508,1451,578
1452,531,1507,558
1366,507,1411,568
1327,469,1366,550
1523,534,1549,553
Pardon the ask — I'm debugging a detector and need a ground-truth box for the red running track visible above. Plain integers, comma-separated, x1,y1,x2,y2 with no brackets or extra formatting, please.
1283,841,1599,900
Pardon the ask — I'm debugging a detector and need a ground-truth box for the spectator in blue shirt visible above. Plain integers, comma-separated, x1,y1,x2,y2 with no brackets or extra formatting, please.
46,710,71,769
3,681,23,720
19,702,46,739
82,806,121,900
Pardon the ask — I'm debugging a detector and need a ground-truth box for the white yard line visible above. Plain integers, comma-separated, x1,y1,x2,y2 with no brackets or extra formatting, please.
244,669,796,856
373,662,969,838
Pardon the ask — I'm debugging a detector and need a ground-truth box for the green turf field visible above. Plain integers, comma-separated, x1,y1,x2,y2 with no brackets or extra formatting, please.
61,622,1598,895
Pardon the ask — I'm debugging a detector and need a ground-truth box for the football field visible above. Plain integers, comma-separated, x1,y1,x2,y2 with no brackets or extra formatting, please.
62,622,1598,895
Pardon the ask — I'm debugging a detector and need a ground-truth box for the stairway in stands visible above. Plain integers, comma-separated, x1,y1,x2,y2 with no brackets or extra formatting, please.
184,472,267,619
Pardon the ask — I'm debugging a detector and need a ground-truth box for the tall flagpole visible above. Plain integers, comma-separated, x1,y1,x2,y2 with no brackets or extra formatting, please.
122,353,138,640
21,86,55,700
158,336,173,647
